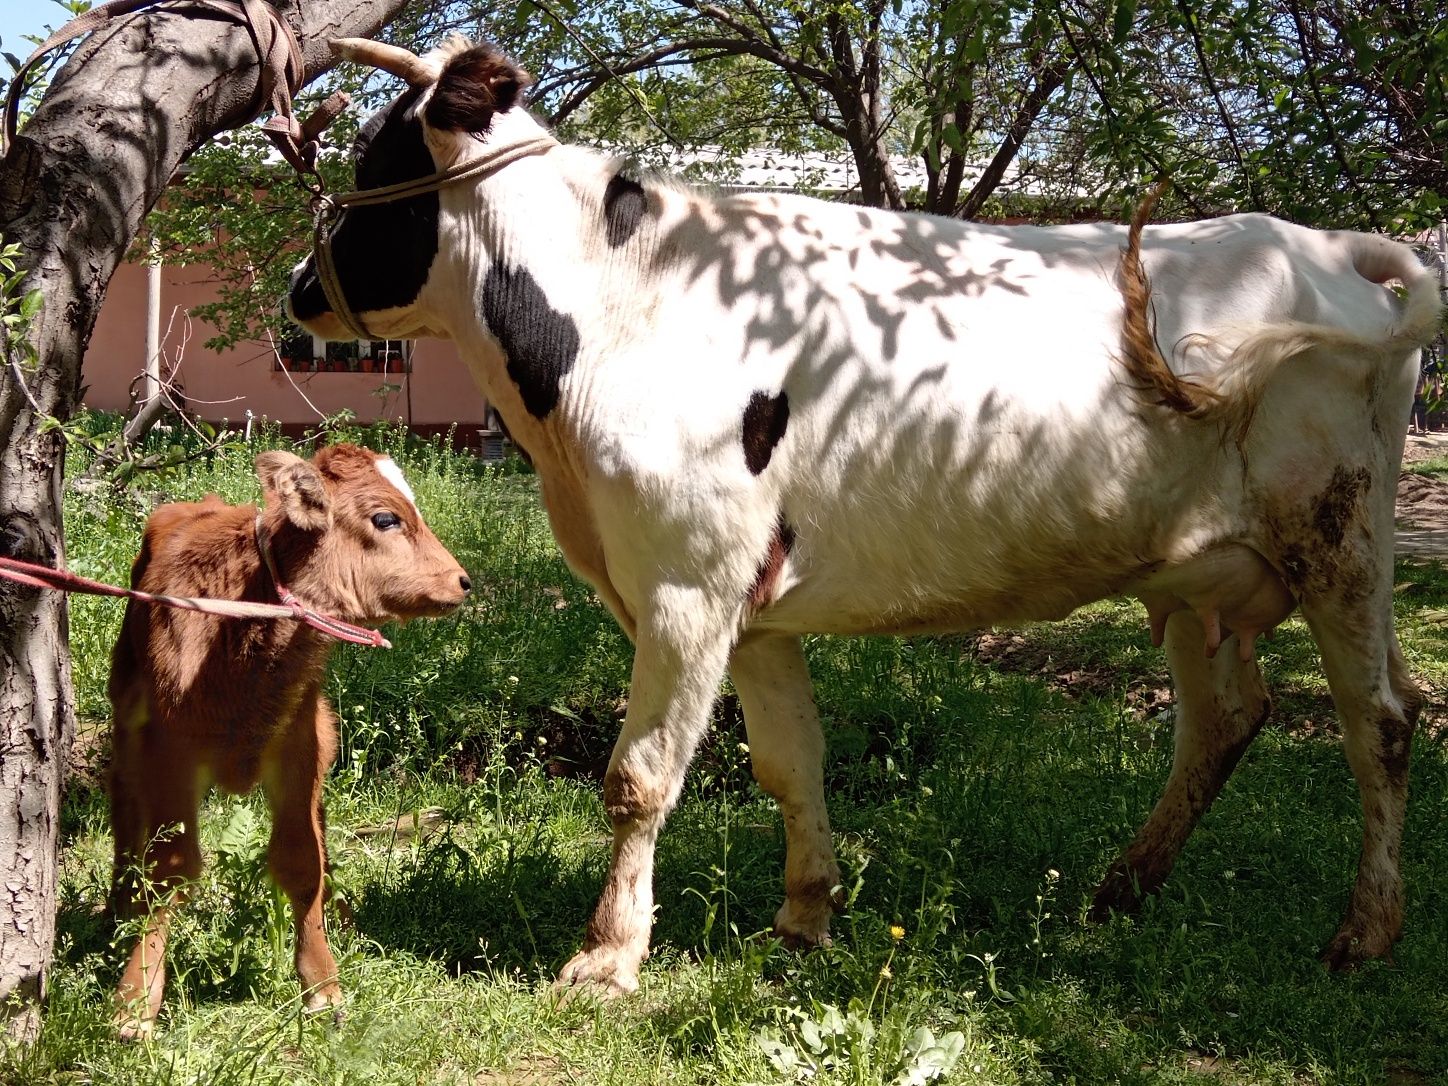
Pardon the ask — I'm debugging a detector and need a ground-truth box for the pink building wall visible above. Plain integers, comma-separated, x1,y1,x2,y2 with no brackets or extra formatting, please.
84,261,491,433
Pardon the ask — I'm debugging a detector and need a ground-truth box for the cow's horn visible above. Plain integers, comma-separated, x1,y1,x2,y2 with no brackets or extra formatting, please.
331,38,437,86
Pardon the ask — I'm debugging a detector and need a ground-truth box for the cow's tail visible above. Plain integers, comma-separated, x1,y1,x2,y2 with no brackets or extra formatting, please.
1118,190,1444,439
1117,184,1224,420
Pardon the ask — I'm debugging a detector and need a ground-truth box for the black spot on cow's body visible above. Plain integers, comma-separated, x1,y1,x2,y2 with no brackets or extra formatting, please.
742,391,790,475
603,173,648,248
288,86,439,324
481,265,581,418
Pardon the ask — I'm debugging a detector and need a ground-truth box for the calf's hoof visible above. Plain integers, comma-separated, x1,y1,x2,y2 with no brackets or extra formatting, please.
115,1013,155,1042
773,897,836,949
1320,923,1397,972
554,946,640,1003
303,984,346,1024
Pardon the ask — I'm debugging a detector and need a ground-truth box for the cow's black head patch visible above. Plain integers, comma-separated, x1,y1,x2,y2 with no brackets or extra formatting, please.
288,85,440,325
425,44,527,132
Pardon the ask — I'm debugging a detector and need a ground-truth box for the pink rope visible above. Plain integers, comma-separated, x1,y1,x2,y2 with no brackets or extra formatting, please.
0,555,390,648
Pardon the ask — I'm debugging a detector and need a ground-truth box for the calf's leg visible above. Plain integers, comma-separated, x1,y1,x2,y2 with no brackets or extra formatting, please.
729,633,841,946
261,693,343,1013
557,607,734,996
1091,608,1269,918
113,745,203,1039
107,698,148,920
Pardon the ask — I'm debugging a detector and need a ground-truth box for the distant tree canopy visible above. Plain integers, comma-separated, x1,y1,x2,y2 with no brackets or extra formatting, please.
411,0,1445,228
23,0,1436,347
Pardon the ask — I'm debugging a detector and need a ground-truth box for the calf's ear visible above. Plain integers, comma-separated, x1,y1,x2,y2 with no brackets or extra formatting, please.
256,451,331,532
425,43,530,133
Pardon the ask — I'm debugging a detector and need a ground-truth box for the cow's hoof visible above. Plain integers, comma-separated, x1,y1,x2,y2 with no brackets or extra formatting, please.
554,947,640,1003
1320,925,1396,972
1087,878,1140,923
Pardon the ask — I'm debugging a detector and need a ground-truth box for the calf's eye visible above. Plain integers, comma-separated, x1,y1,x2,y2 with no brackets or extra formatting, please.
371,511,402,531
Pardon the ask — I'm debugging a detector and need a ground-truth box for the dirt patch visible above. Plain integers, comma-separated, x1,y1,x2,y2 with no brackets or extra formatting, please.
969,631,1173,724
1396,470,1448,560
67,717,109,791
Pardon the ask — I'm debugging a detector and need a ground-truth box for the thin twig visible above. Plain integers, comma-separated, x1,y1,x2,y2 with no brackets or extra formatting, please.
4,347,45,416
1173,0,1258,208
527,0,685,149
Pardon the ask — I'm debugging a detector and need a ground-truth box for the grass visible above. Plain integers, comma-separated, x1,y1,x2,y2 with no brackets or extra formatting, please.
5,417,1448,1085
1404,453,1448,480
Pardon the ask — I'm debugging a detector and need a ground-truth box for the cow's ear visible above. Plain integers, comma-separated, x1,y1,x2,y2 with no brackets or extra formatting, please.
256,451,331,532
425,43,530,133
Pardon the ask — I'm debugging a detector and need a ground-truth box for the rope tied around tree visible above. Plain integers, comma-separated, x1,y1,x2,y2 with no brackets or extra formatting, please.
0,0,348,189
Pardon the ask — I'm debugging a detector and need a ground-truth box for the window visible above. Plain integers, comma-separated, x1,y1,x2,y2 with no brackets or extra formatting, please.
274,337,413,374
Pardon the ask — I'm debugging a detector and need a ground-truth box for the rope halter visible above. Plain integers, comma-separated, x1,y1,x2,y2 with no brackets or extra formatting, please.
308,132,559,340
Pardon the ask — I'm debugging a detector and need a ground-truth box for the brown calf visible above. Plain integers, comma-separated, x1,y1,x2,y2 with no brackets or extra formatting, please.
107,443,469,1037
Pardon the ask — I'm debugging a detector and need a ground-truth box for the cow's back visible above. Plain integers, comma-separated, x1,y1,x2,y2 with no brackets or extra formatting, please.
584,199,1428,636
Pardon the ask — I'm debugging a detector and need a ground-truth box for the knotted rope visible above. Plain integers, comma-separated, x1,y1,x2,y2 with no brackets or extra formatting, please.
0,0,347,184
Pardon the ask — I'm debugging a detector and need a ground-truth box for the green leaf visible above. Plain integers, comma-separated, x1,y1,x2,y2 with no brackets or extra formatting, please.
1112,0,1138,44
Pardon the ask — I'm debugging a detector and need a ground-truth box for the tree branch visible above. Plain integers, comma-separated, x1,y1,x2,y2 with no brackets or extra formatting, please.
958,61,1066,218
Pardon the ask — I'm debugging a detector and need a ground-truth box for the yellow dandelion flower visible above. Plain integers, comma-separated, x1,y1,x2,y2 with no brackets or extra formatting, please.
889,924,905,942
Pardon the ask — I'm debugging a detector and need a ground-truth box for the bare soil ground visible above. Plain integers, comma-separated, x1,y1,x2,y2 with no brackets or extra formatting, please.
1397,433,1448,557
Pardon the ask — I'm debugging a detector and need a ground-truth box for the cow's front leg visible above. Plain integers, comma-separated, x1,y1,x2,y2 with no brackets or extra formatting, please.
557,616,733,996
730,633,841,947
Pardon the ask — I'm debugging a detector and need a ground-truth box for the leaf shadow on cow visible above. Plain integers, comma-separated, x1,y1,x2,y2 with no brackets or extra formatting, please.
286,35,1443,997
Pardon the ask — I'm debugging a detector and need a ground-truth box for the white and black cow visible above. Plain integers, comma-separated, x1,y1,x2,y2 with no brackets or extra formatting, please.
288,37,1443,994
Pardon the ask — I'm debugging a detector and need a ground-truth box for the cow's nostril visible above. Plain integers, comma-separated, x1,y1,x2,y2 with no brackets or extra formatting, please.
459,574,472,594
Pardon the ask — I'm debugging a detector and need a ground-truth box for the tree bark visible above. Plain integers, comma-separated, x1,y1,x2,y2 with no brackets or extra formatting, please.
0,0,408,1043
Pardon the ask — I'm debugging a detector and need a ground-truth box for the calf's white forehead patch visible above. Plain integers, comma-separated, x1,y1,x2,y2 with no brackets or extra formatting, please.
376,457,418,511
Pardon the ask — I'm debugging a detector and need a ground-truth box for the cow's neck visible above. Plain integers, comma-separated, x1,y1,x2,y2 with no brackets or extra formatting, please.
444,122,657,480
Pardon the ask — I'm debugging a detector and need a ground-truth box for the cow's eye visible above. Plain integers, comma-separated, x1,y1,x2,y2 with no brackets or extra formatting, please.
371,511,402,531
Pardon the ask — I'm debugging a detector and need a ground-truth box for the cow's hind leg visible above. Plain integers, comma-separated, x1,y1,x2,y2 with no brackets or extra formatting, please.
730,634,841,946
557,608,734,997
262,692,343,1015
1300,598,1420,969
1091,609,1269,918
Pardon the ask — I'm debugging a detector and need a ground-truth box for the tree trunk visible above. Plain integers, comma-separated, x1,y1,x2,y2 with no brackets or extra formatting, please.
0,0,407,1043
